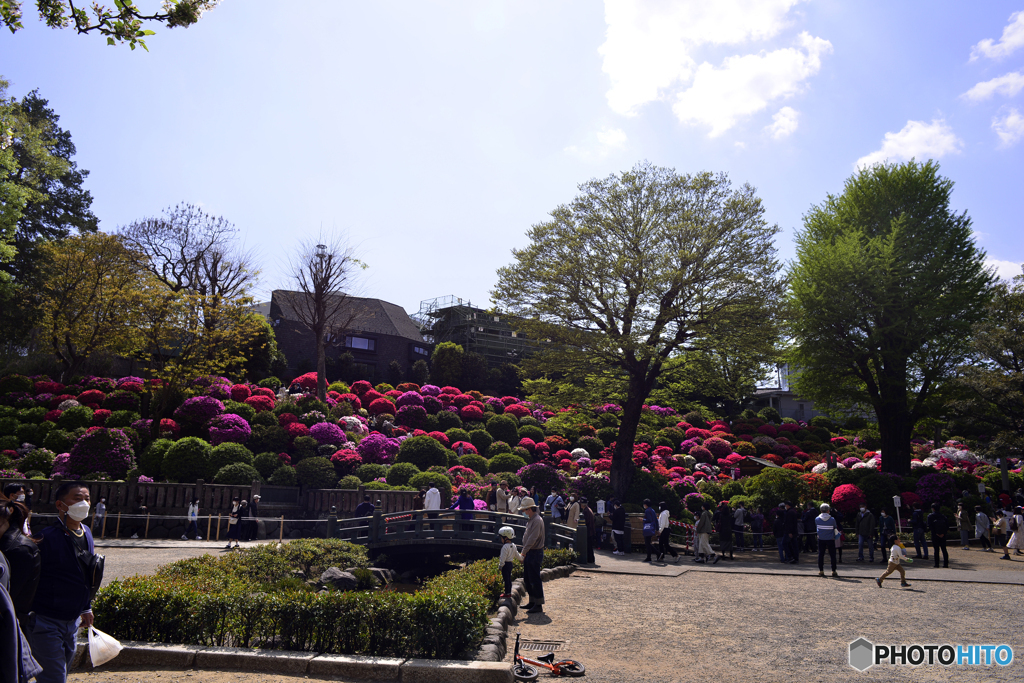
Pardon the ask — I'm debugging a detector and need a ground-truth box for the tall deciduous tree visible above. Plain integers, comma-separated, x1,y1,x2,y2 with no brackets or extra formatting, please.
493,162,784,500
285,236,361,401
430,342,464,388
788,160,993,475
37,232,149,379
947,269,1024,491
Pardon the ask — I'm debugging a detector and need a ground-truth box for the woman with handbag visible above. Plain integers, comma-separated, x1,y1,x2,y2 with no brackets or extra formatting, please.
225,497,242,550
641,499,658,562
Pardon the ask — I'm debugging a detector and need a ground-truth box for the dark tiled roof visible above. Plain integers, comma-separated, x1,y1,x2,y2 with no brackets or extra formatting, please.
269,290,425,342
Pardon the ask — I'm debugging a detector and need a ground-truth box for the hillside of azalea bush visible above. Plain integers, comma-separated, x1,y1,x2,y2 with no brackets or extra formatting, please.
0,372,1021,519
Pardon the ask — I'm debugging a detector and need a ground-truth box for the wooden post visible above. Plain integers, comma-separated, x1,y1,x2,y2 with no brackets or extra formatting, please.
100,513,107,540
216,514,221,541
206,514,212,541
144,512,151,539
115,512,121,539
279,516,284,543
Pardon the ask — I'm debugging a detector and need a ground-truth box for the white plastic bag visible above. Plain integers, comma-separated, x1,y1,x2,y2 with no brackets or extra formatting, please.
88,626,123,666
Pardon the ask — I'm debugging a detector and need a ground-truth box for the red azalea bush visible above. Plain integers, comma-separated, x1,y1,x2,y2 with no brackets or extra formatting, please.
330,449,362,477
369,398,396,416
349,380,373,396
763,454,785,466
291,373,318,390
782,463,804,472
230,384,252,402
428,431,450,447
244,395,275,412
451,441,478,455
757,424,778,438
77,389,106,405
460,405,484,421
285,422,309,440
505,404,531,418
831,484,866,515
92,409,111,425
278,413,298,426
702,437,732,457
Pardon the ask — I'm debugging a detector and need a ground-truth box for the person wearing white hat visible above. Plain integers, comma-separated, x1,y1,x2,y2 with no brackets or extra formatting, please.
519,497,546,613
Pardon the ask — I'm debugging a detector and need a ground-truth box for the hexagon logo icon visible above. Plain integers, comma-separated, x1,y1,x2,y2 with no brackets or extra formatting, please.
849,638,874,671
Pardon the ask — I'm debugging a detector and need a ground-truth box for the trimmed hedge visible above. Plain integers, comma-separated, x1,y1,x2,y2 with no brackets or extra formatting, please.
92,541,575,658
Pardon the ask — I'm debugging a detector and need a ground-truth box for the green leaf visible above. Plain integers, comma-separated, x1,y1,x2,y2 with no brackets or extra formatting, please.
107,37,116,45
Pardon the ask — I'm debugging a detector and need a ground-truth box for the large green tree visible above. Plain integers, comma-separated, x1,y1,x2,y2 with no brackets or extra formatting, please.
493,162,784,500
1,1,219,50
947,269,1024,491
788,160,993,475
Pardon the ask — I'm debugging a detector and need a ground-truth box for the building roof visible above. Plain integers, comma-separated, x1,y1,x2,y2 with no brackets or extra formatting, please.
269,290,425,342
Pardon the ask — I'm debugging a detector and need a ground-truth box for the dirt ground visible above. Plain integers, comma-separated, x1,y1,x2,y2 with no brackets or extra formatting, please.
70,671,358,683
507,570,1023,683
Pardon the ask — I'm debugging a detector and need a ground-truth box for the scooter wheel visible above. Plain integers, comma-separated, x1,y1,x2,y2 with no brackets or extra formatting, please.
513,663,539,681
558,660,586,676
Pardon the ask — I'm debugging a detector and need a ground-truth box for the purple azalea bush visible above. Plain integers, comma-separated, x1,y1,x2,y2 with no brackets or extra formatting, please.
356,432,401,465
309,422,346,447
67,428,134,479
207,413,252,446
915,472,957,508
517,462,566,492
174,396,225,426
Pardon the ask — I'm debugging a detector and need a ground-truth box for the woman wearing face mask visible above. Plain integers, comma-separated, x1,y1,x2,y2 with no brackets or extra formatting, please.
564,495,580,530
0,491,41,625
225,497,242,550
2,484,31,536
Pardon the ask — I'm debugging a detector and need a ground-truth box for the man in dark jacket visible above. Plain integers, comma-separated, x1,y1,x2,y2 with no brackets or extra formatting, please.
773,505,789,563
855,505,876,562
580,498,596,564
911,503,929,559
877,509,896,563
29,481,98,683
354,495,375,517
783,501,800,564
0,496,40,624
928,503,950,568
801,504,818,553
714,501,734,560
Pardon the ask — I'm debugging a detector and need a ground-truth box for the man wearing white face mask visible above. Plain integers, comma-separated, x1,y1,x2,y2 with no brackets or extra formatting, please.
29,482,100,683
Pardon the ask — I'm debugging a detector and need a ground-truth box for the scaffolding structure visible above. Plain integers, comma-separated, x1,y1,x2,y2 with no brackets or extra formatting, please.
415,295,535,367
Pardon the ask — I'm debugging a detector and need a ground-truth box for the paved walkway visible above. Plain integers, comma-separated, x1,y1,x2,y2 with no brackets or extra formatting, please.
577,551,1024,584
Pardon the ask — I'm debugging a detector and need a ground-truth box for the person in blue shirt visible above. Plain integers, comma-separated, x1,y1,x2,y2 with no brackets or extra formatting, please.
354,495,375,517
450,488,476,534
29,481,98,683
815,503,839,577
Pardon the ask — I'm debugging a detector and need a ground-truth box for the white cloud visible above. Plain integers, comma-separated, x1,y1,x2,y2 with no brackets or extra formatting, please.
970,11,1024,61
986,258,1024,280
854,120,963,170
962,71,1024,101
766,106,800,139
671,33,830,137
564,126,628,159
600,0,820,124
595,127,627,148
992,108,1024,146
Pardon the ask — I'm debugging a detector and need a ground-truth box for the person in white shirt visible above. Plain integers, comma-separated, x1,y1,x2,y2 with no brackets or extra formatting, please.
974,505,992,552
564,496,580,530
508,490,523,516
424,485,441,510
657,501,679,562
92,497,106,538
497,526,522,597
183,498,201,540
876,534,912,588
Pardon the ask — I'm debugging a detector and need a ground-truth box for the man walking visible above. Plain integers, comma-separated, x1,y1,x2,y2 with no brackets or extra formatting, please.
773,505,789,563
519,497,546,613
975,505,993,552
610,499,627,555
911,502,928,559
580,497,596,564
928,503,950,568
784,501,800,564
29,482,100,683
815,503,839,577
802,503,818,553
694,501,719,564
878,509,896,563
733,501,747,550
496,481,509,513
855,504,875,563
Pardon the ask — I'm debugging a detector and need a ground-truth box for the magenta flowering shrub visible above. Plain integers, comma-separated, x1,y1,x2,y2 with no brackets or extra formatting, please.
422,395,443,415
689,445,713,463
702,437,732,458
395,391,424,409
396,404,427,428
517,462,566,492
310,422,346,447
174,396,225,427
460,405,484,421
356,432,401,465
368,398,396,416
915,472,957,508
67,428,134,479
116,376,145,388
207,413,251,446
206,384,230,400
831,484,866,515
330,449,362,476
419,384,441,397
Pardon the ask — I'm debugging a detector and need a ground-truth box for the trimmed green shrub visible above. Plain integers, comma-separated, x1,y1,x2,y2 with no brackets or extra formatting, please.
844,416,868,430
596,427,618,446
757,407,781,424
269,465,298,486
395,435,449,470
486,441,512,458
488,452,527,474
459,453,488,474
295,457,337,488
362,481,392,491
251,411,278,428
355,463,388,483
469,429,493,456
291,436,319,462
214,463,264,485
809,415,836,431
253,452,281,480
337,475,362,489
163,437,214,482
435,411,462,431
386,462,420,487
58,406,94,430
209,442,255,474
140,438,175,479
258,377,282,390
249,425,289,453
0,375,34,394
444,428,471,445
42,428,76,454
106,410,141,429
485,414,518,445
223,400,256,423
744,468,805,509
14,448,55,476
518,424,545,443
408,472,452,504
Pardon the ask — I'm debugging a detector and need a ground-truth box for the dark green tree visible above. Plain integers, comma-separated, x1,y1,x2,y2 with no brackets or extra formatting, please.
947,269,1024,491
386,359,404,387
410,358,430,385
460,351,488,390
788,160,993,475
493,162,783,500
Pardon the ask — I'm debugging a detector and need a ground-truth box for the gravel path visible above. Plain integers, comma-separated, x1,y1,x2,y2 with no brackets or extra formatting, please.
507,569,1023,682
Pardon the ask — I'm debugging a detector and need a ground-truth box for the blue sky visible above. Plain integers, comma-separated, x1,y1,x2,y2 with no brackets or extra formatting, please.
2,1,1023,316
